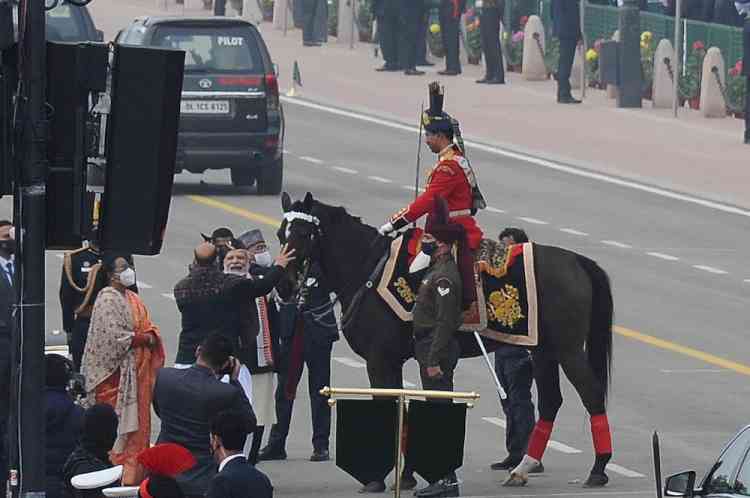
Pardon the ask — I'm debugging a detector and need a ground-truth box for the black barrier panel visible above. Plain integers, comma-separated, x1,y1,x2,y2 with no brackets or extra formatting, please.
335,399,398,486
100,45,185,255
405,400,467,484
0,45,16,197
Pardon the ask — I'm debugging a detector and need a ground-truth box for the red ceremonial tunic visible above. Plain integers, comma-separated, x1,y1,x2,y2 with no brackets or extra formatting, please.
391,145,483,249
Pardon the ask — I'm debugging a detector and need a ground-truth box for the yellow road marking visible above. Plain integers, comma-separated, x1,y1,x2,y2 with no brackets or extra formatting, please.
188,195,750,378
188,195,281,228
614,326,750,376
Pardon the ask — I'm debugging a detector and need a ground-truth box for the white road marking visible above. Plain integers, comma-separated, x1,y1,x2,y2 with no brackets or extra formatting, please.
55,254,64,259
368,176,392,183
137,281,153,289
693,265,728,275
403,380,416,388
660,368,726,373
646,252,680,261
161,293,175,301
282,149,292,155
559,228,589,236
744,279,750,283
333,356,366,368
516,217,548,225
402,185,425,193
605,463,646,478
601,240,632,249
299,156,323,164
331,166,358,174
485,206,506,214
482,417,581,454
282,97,750,219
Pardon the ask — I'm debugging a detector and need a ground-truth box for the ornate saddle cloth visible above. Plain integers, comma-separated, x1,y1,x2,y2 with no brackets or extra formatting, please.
376,234,539,346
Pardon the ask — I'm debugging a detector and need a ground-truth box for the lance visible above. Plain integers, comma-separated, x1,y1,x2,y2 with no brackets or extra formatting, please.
414,103,424,203
474,331,507,400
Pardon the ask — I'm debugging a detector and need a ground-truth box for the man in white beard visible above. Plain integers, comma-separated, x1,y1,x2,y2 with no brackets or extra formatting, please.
225,231,281,464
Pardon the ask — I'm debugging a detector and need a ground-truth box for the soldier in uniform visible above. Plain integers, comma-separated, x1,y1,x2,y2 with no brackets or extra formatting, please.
410,196,464,498
438,0,466,75
59,227,138,371
373,0,402,71
379,82,484,250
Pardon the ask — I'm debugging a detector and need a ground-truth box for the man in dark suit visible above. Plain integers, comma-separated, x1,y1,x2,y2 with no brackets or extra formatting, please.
551,0,582,103
401,0,427,75
153,334,256,498
0,220,15,496
416,5,433,66
206,410,272,498
439,0,467,75
374,0,402,71
477,0,505,84
301,0,324,46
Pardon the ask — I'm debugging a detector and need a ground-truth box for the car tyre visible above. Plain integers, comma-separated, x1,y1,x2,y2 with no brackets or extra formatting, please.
256,157,283,195
230,167,255,187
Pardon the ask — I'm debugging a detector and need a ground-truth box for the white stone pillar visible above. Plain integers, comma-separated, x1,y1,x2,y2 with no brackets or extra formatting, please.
337,0,359,45
273,0,294,30
700,47,727,118
522,15,546,81
652,39,675,109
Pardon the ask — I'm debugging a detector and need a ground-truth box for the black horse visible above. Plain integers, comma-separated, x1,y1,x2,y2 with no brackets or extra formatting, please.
279,192,615,489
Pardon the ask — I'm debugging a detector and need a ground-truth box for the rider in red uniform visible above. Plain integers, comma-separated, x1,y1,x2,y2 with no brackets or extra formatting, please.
378,83,484,250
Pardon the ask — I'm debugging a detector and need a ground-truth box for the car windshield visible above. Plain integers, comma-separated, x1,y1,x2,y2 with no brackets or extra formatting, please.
735,448,750,496
152,25,262,74
13,2,86,41
703,427,750,494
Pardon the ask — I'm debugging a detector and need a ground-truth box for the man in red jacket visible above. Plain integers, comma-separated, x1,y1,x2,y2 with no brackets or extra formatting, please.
379,83,484,250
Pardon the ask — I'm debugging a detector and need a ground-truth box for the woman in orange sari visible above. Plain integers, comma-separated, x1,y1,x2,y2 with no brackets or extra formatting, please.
81,254,165,485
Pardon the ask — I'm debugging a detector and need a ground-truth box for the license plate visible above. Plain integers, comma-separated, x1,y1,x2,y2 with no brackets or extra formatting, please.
180,100,230,115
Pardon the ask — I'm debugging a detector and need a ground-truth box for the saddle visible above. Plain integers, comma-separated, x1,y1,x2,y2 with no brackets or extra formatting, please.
376,231,539,346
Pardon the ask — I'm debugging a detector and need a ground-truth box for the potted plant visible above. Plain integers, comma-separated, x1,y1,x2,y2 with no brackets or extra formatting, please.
357,0,374,42
585,38,605,88
544,36,560,79
505,30,525,71
260,0,274,21
679,40,706,109
640,31,656,100
428,19,445,58
463,7,482,64
726,59,746,119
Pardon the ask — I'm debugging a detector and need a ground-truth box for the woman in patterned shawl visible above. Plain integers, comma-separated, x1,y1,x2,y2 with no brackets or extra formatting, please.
81,253,165,485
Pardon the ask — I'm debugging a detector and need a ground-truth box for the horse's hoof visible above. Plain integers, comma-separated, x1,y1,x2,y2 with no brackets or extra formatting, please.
583,473,609,487
502,473,528,487
359,481,387,493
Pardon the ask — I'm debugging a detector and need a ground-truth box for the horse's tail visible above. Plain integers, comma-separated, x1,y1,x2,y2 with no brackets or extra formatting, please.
577,255,614,404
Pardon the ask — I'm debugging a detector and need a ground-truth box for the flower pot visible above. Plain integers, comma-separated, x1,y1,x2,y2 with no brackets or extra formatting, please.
689,97,700,110
734,111,746,119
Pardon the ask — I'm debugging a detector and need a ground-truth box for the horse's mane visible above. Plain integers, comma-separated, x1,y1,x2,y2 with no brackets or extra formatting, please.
309,200,371,230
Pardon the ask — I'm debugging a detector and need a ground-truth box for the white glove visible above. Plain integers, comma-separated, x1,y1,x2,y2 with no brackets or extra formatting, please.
378,222,394,235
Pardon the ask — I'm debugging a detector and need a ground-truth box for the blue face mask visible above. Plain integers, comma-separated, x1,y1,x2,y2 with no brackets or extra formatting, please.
421,241,438,256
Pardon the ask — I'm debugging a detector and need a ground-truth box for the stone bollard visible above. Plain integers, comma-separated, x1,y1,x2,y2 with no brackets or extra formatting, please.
652,39,674,108
522,15,546,81
242,0,263,23
273,0,295,30
571,44,583,89
700,47,727,118
337,0,359,45
607,30,620,99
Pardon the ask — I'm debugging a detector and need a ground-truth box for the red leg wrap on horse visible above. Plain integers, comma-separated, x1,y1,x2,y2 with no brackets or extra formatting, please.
591,413,613,455
527,419,554,461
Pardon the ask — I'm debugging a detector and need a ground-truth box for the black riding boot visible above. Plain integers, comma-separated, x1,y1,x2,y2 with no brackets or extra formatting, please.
584,453,611,487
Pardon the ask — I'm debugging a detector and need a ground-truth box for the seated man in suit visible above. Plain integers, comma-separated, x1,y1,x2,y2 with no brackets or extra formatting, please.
207,410,273,498
153,334,256,498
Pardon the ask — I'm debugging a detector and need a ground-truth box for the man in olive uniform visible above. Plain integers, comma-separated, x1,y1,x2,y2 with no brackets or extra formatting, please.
374,0,402,71
401,0,427,75
410,196,466,498
439,0,466,75
738,0,750,143
59,227,138,371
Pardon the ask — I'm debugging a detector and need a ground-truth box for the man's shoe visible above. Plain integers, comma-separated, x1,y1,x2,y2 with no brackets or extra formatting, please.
405,68,426,76
390,474,418,491
257,445,286,461
486,77,505,84
376,64,401,72
438,69,460,76
557,95,582,104
529,462,545,474
744,136,750,144
490,456,520,470
416,60,435,67
414,479,459,497
476,76,491,84
310,449,329,462
303,41,322,47
359,481,386,493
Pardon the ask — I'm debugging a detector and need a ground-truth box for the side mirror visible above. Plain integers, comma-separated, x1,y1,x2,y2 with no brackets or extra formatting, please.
665,470,696,497
95,29,104,42
273,62,279,76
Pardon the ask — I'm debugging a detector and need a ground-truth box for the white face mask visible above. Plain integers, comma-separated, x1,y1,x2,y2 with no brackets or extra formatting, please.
118,268,136,288
254,251,273,268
